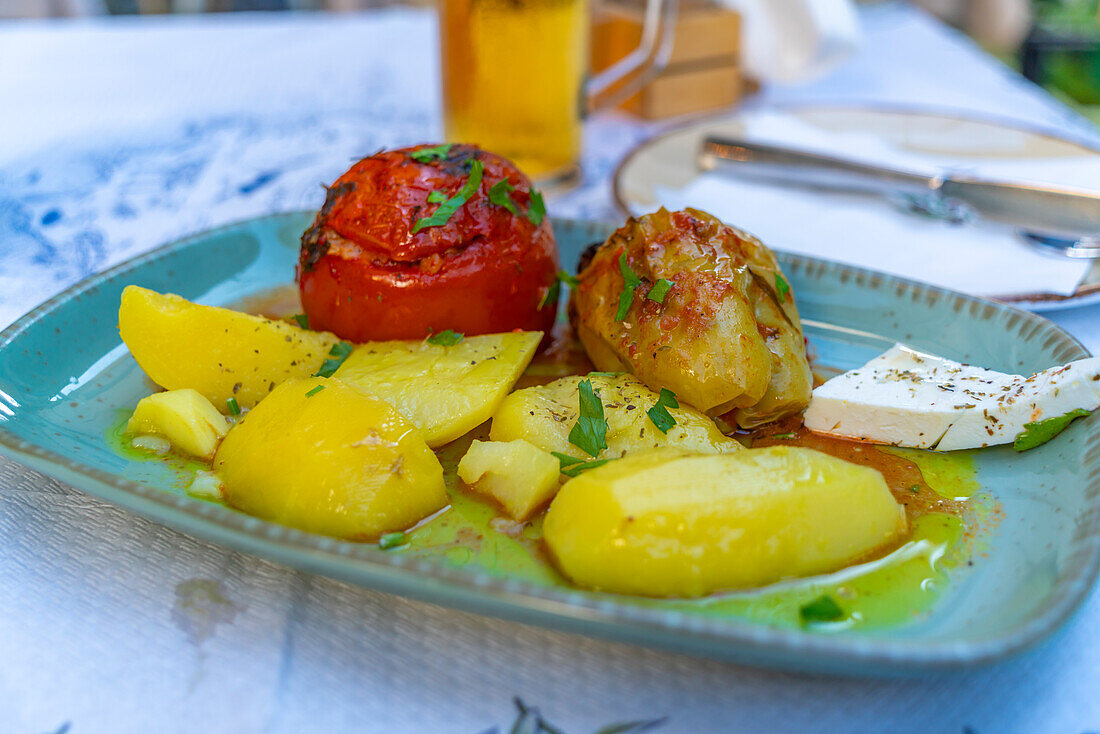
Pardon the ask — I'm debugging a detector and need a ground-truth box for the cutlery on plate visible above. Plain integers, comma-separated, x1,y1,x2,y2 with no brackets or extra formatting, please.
698,136,1100,259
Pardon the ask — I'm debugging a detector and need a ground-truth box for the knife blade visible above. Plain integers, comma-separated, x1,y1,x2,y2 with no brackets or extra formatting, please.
698,136,1100,241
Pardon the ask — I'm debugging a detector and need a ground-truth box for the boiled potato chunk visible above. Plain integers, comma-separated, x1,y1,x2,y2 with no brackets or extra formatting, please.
119,285,339,409
333,332,541,447
127,388,229,459
543,447,906,596
214,377,446,540
457,439,561,521
490,373,741,461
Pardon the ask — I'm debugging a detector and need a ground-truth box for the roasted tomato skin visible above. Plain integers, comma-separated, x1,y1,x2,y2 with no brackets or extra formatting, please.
298,144,559,342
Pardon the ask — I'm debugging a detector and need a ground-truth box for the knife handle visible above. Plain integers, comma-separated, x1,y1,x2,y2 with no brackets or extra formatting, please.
699,136,935,196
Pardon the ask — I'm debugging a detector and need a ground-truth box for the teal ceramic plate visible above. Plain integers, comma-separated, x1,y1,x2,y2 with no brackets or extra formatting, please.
1,213,1097,675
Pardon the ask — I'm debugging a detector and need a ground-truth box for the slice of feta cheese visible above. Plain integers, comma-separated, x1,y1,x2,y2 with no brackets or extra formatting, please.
936,357,1100,450
804,345,1100,451
803,344,983,449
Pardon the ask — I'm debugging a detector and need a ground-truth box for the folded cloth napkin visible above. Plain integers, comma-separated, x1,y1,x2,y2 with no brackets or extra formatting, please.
652,110,1095,298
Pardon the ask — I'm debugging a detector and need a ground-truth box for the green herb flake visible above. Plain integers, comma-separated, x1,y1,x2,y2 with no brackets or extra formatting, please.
1014,408,1091,451
291,313,309,329
226,397,241,417
646,388,679,434
568,379,609,457
314,341,353,378
426,329,464,346
907,484,921,494
588,371,625,377
538,280,560,311
775,272,791,303
557,269,580,288
799,594,844,624
412,159,484,233
616,253,643,321
526,189,546,226
647,278,672,304
304,384,326,398
770,432,796,440
426,190,448,203
378,531,406,549
408,143,453,163
488,179,520,216
550,451,610,478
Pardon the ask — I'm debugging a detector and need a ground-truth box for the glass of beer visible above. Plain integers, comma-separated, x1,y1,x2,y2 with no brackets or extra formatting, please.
440,0,677,185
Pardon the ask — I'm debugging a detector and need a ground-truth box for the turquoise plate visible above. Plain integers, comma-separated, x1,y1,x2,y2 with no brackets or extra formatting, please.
1,213,1097,675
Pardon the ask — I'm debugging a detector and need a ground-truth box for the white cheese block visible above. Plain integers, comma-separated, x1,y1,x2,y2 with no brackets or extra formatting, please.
936,357,1100,450
804,345,1100,451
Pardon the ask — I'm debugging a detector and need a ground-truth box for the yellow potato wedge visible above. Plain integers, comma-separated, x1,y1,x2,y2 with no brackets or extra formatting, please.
119,285,339,409
127,388,229,459
543,447,906,596
333,331,541,447
457,439,561,521
214,377,446,540
489,373,741,461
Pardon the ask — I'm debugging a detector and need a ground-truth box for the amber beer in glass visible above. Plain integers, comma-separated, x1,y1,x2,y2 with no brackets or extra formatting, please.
440,0,675,184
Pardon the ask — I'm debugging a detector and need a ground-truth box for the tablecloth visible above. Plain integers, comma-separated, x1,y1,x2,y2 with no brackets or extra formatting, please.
2,4,1100,732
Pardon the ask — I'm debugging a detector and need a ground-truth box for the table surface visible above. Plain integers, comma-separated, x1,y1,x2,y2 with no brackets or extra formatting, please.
2,4,1100,732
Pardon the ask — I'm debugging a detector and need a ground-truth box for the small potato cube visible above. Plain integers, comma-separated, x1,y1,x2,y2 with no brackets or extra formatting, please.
457,439,561,521
127,389,230,459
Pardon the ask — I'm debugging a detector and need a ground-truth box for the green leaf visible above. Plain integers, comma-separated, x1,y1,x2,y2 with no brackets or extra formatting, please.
1014,408,1091,451
412,159,484,233
646,278,672,304
488,179,520,216
775,272,791,303
304,384,326,398
568,379,609,457
378,531,406,549
427,190,448,203
526,189,546,226
646,388,679,434
426,329,464,346
408,143,453,162
537,280,560,311
291,313,309,329
557,269,580,288
314,341,353,378
770,432,795,440
226,397,241,417
550,451,610,478
588,371,624,377
799,594,844,624
616,253,642,321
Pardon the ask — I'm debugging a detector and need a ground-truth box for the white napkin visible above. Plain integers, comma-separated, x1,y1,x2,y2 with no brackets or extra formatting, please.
651,111,1095,297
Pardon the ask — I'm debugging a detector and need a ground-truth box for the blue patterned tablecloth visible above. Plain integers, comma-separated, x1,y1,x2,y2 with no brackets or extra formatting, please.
1,5,1099,733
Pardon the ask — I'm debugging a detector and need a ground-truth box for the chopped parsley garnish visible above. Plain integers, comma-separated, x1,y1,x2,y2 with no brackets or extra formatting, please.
588,371,624,377
568,379,609,457
775,272,791,303
647,278,672,304
646,388,679,434
412,159,484,233
538,270,581,310
408,143,453,163
551,451,611,478
378,531,406,549
427,190,448,203
770,432,795,440
488,179,520,216
314,341,353,377
226,397,241,417
907,484,921,494
616,253,643,322
291,313,309,329
426,329,464,346
304,384,326,398
526,189,546,226
799,594,844,624
1013,408,1091,451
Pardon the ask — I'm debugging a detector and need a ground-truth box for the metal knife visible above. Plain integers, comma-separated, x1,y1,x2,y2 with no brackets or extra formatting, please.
698,135,1100,248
